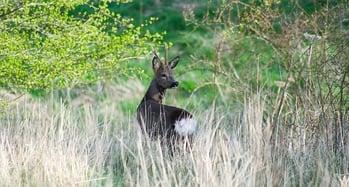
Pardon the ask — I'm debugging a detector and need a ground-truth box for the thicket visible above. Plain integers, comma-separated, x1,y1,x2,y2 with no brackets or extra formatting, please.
0,0,162,94
181,0,349,173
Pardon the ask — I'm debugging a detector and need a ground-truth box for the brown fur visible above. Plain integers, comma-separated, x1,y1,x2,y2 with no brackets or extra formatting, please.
137,55,194,155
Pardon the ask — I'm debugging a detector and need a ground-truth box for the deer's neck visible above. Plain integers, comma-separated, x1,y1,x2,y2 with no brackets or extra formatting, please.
144,79,166,104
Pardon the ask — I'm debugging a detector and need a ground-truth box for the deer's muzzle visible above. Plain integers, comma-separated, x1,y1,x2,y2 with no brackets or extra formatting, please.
170,81,179,88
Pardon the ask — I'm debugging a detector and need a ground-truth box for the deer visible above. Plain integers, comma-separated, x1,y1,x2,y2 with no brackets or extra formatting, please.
137,46,197,155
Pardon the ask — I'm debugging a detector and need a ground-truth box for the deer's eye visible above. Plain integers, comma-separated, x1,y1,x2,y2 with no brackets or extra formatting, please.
161,74,167,79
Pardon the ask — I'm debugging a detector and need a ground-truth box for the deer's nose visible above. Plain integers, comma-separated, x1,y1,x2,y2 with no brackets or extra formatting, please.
171,81,179,88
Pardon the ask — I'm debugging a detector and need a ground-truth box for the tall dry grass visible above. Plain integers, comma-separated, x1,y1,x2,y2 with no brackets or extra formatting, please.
0,84,348,186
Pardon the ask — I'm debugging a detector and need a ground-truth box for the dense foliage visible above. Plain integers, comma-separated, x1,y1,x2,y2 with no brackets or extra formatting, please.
0,0,162,92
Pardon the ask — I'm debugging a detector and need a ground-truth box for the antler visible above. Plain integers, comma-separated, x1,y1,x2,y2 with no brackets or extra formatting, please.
164,43,168,65
152,47,162,63
152,43,169,64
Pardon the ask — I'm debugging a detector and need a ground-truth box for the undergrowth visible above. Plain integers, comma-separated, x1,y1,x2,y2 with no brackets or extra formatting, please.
0,84,348,186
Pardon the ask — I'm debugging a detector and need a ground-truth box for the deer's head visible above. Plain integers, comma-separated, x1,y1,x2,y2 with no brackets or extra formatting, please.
152,52,180,89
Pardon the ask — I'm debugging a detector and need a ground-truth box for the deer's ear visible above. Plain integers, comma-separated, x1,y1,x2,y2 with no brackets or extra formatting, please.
152,56,162,72
169,56,180,69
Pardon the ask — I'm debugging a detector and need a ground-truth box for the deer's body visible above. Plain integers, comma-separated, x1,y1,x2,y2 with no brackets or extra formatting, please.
137,50,196,154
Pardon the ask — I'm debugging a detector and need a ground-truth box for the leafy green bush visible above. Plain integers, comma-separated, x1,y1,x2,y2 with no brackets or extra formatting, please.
0,0,162,93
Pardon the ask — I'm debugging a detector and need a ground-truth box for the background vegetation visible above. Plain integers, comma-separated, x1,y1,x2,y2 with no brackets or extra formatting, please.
0,0,348,186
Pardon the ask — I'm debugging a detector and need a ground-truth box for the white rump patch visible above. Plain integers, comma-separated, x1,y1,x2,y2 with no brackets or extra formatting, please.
174,118,197,136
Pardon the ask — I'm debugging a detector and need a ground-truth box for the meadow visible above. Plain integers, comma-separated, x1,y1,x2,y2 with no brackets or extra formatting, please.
1,80,348,186
1,0,348,186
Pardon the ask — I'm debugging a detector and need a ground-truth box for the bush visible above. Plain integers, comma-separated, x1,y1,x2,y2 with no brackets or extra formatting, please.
183,0,349,172
0,0,162,93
